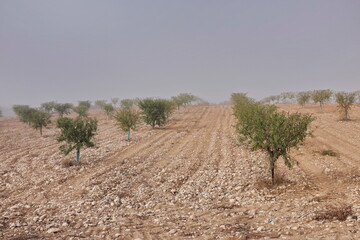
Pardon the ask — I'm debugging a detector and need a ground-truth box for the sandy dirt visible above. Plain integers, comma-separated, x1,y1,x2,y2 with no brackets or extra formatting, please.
1,104,360,240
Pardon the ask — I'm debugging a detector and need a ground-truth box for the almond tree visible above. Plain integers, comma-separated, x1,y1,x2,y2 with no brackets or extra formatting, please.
114,108,140,140
13,105,37,125
54,103,73,117
233,94,314,184
312,90,333,112
297,91,312,107
138,98,174,128
336,92,356,120
30,110,51,136
41,101,56,113
57,117,97,163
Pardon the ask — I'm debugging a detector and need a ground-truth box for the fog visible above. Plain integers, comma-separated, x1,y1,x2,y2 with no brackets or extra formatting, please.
1,1,359,115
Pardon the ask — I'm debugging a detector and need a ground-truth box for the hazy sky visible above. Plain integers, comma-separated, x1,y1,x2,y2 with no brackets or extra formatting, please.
1,0,359,108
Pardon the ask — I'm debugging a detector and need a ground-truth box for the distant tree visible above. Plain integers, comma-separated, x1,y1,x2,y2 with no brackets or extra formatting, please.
57,117,97,163
297,92,312,107
111,98,120,107
171,93,196,110
0,109,2,117
13,105,37,125
354,90,360,103
336,92,356,120
103,103,114,119
196,98,210,106
41,101,56,113
95,100,106,109
73,105,88,118
114,108,140,140
78,100,91,109
30,110,51,136
231,93,253,106
312,90,333,112
121,99,136,109
94,100,114,119
54,103,73,117
234,96,314,184
279,92,296,104
138,98,174,128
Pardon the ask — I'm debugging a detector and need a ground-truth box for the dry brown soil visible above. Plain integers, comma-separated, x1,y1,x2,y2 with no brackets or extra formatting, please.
1,104,360,240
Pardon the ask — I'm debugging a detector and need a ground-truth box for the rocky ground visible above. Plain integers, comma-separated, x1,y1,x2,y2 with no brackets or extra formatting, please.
1,104,360,240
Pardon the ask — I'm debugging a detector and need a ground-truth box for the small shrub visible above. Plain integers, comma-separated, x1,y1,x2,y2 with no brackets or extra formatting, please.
314,205,352,221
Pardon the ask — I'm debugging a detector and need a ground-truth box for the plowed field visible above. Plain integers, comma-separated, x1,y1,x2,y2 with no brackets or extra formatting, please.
1,104,360,239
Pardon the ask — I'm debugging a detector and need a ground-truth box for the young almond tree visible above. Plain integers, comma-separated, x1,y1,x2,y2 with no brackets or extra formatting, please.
120,99,136,109
13,105,37,125
312,90,333,112
138,98,174,128
73,105,89,118
114,108,140,140
234,95,314,184
54,103,73,118
56,117,97,163
336,92,356,120
30,110,51,136
297,92,312,107
41,101,56,114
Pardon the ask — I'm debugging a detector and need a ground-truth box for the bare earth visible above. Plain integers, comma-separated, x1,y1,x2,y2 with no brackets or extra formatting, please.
1,104,360,240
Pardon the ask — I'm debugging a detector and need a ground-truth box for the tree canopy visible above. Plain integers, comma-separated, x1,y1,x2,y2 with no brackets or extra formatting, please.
57,117,97,162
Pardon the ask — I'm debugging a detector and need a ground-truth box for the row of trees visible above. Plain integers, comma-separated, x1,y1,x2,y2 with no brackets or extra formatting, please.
232,93,314,184
262,90,359,106
13,94,203,163
13,105,51,135
262,90,359,120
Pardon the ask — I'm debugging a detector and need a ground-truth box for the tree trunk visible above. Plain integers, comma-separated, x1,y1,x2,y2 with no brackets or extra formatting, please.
271,167,275,185
40,127,42,136
319,102,323,112
345,108,349,120
127,130,131,141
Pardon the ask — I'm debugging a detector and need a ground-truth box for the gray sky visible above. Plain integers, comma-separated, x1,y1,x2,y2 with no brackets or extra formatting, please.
1,0,359,109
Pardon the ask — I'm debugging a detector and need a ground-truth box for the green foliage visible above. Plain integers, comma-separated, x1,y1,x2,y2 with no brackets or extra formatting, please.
335,92,356,120
73,105,89,118
56,117,97,162
121,99,136,109
53,103,73,117
231,93,253,105
234,96,314,184
114,108,140,140
171,93,196,110
78,101,91,109
312,90,333,112
111,98,120,107
103,103,115,119
95,100,106,108
41,101,56,113
297,92,312,106
30,111,51,135
74,101,91,117
13,105,37,125
138,98,174,128
95,100,115,119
